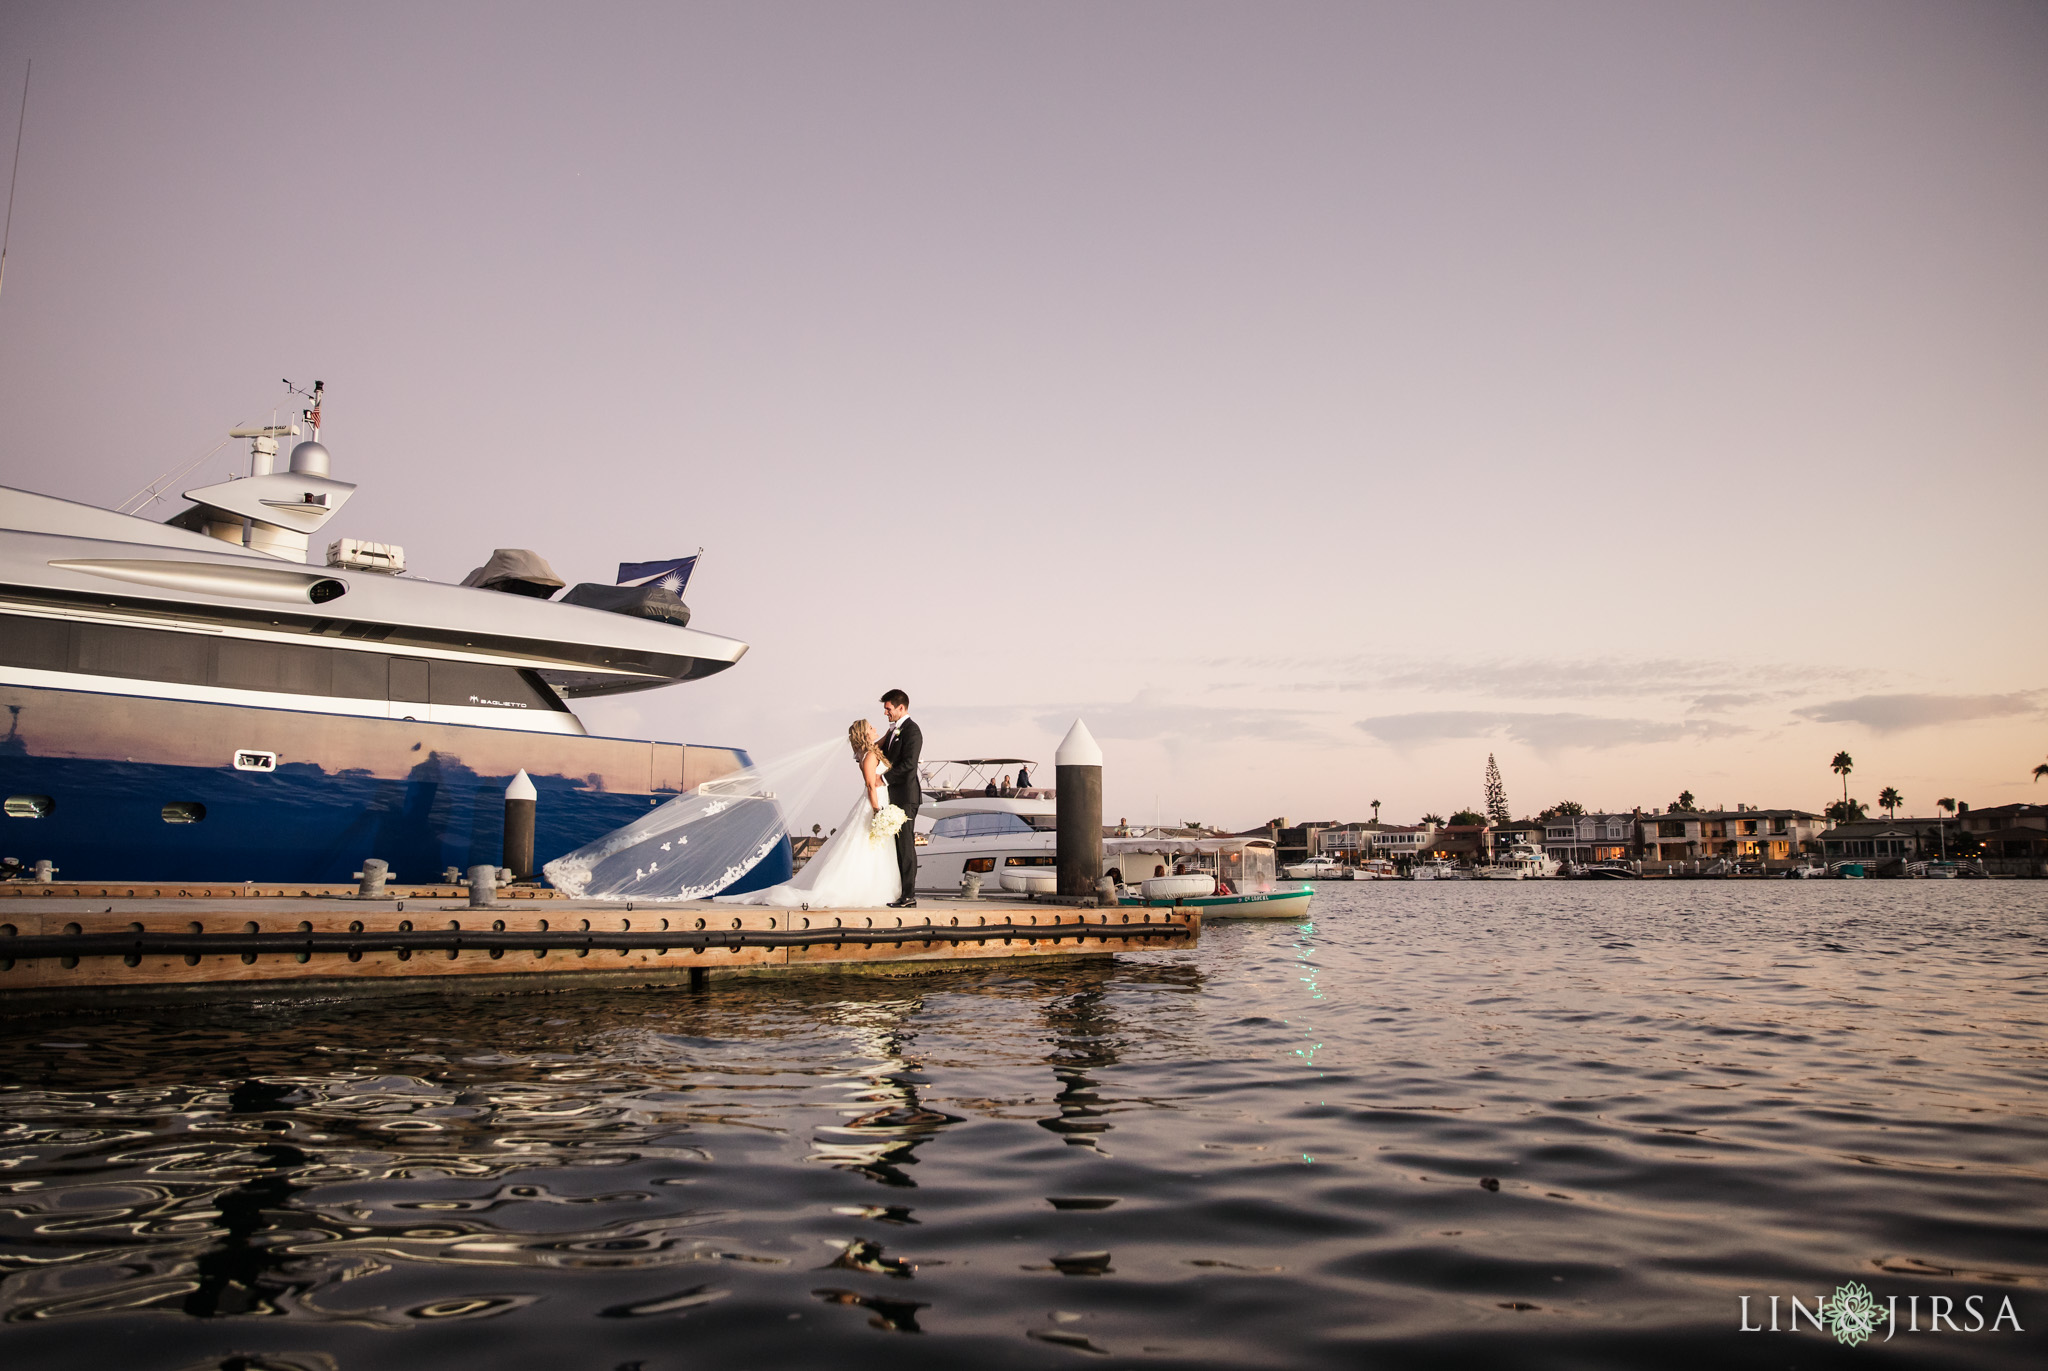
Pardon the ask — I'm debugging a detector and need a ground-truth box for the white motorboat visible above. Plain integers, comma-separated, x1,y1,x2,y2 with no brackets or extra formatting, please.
912,763,1307,916
1350,858,1397,880
1407,859,1468,881
1472,842,1560,880
911,760,1060,895
1282,854,1351,880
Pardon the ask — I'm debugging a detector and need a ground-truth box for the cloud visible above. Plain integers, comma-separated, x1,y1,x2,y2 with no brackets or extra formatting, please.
1687,692,1770,713
1219,653,1870,702
1039,690,1327,745
1356,711,1746,750
1791,692,2045,734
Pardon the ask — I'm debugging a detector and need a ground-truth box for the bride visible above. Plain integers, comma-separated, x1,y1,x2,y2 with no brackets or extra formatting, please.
717,720,904,908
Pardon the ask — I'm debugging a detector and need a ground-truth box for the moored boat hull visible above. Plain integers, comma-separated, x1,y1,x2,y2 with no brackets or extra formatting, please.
0,682,789,889
1121,884,1313,921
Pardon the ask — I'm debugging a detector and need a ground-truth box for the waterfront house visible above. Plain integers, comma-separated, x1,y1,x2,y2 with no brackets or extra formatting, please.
1311,824,1377,861
1972,824,2048,876
1266,819,1341,868
1543,813,1638,865
1818,818,1940,866
1486,819,1546,860
1367,823,1437,862
1645,808,1823,863
1952,804,2048,876
1425,824,1490,866
1955,802,2047,838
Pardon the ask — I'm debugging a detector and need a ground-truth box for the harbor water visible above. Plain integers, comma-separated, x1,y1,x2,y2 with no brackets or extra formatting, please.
2,881,2042,1368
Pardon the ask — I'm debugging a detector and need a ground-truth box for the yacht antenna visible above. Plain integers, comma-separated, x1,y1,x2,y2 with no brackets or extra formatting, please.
284,378,324,439
0,59,29,304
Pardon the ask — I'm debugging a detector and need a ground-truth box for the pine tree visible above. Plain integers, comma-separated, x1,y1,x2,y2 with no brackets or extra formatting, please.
1484,753,1510,826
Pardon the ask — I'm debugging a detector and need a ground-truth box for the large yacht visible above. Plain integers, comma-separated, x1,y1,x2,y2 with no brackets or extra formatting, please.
0,390,782,889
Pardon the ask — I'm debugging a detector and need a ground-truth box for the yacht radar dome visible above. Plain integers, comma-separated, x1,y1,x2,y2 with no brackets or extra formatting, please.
288,440,330,477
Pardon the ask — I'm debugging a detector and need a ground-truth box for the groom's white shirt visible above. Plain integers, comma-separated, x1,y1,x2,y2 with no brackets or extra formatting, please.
882,713,911,749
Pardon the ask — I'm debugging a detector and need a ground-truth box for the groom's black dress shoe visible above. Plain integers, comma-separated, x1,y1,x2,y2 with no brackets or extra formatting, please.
887,898,918,909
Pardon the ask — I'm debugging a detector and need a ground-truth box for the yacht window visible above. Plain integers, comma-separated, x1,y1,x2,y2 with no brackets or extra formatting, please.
161,802,206,824
931,812,1036,838
0,613,564,712
963,857,995,873
331,650,389,701
0,616,69,670
389,658,431,703
430,661,560,711
216,638,332,695
1004,854,1056,867
4,795,54,819
75,622,209,685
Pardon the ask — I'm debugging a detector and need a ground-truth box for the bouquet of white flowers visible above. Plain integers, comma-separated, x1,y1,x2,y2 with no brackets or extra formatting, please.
869,804,907,843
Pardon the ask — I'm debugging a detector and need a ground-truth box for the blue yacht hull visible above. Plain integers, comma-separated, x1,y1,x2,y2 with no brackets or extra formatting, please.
0,684,792,890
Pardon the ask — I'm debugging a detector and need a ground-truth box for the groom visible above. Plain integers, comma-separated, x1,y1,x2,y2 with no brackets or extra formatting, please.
879,688,922,908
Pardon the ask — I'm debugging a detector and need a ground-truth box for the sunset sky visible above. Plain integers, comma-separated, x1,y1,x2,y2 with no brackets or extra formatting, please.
0,2,2042,830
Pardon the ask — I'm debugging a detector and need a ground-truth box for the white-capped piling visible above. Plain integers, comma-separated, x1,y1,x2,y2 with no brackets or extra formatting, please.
504,770,536,881
1055,718,1104,901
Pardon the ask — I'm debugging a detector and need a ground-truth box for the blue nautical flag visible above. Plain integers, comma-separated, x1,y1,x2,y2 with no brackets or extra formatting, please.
616,555,699,594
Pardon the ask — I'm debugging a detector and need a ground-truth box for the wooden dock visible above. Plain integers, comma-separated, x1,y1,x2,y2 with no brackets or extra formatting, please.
0,883,1199,1011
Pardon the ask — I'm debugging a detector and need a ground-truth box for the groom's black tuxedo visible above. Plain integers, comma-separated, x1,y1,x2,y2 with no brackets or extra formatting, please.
880,717,922,898
881,719,922,814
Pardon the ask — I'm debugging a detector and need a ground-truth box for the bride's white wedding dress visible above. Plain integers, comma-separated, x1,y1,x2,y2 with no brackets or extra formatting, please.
717,762,901,909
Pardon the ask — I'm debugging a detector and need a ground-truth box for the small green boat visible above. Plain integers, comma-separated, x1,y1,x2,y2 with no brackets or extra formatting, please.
1121,883,1314,921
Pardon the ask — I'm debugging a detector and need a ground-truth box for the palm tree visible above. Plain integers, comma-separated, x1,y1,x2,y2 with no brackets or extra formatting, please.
1878,786,1902,819
1370,799,1381,825
1830,751,1854,808
1938,797,1956,860
2035,759,2048,782
1420,812,1445,826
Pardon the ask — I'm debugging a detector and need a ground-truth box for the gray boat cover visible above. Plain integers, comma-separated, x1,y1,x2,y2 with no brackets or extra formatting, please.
461,548,564,598
561,581,691,627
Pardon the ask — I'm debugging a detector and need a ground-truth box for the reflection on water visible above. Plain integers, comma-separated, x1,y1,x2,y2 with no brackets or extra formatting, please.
1,883,2044,1369
181,1081,312,1320
1039,981,1124,1152
804,995,963,1188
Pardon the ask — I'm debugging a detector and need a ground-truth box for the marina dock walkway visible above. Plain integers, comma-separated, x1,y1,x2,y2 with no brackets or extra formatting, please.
0,884,1198,1010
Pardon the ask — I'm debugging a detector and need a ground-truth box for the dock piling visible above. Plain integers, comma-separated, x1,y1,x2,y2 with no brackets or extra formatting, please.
467,864,498,908
504,770,537,881
1055,719,1104,901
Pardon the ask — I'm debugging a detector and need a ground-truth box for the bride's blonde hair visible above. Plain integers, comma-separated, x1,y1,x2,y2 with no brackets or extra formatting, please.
848,718,880,761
